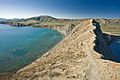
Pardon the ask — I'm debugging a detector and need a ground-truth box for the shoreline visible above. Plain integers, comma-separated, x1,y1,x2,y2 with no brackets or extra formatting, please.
0,24,66,79
11,19,120,80
1,19,120,80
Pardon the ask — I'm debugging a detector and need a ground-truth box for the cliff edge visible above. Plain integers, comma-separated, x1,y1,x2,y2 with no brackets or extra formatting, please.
11,19,120,80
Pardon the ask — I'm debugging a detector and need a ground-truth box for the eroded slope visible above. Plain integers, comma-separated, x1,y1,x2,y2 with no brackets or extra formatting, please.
11,20,120,80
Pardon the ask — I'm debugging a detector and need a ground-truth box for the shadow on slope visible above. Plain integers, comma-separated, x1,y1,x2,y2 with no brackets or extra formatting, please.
92,19,120,63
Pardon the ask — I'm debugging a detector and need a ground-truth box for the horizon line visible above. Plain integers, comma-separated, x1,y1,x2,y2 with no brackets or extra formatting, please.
0,15,120,19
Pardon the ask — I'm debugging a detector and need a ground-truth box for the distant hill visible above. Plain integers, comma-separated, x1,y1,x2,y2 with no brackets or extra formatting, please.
1,16,120,35
95,18,120,24
27,16,57,21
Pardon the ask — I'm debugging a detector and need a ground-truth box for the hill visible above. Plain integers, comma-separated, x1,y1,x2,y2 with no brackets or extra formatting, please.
1,16,120,36
10,19,120,80
95,18,120,35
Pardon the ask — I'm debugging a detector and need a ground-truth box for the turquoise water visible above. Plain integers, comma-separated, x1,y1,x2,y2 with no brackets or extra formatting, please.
109,38,120,62
0,24,63,73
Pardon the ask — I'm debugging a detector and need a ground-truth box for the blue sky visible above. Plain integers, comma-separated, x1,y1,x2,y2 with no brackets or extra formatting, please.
0,0,120,19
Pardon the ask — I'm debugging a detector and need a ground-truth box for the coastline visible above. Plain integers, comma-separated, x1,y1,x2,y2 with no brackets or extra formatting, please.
1,19,120,80
0,23,68,80
11,19,120,80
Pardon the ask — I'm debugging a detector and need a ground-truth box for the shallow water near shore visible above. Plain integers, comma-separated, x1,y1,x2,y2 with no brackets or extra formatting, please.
0,24,63,73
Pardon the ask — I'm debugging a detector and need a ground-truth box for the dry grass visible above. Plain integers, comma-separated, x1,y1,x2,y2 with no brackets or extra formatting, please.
101,23,120,35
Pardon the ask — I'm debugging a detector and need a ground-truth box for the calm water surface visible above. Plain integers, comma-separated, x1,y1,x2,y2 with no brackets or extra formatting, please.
0,24,63,73
109,38,120,62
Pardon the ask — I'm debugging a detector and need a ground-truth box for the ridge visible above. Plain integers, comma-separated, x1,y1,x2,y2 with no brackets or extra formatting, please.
10,19,120,80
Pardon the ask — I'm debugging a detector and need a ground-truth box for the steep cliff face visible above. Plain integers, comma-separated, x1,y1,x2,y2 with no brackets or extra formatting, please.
33,23,75,36
11,19,120,80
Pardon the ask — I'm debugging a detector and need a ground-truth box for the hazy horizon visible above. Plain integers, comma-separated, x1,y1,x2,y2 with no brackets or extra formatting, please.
0,0,120,19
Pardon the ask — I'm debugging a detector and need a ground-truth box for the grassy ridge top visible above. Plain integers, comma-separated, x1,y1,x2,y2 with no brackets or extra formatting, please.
100,23,120,36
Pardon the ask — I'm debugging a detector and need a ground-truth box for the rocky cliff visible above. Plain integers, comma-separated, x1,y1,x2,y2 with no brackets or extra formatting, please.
10,19,120,80
33,23,75,36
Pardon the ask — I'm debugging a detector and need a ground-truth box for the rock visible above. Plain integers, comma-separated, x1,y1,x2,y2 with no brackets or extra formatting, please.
10,19,120,80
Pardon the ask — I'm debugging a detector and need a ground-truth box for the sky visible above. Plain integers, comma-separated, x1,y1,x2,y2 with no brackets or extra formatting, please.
0,0,120,19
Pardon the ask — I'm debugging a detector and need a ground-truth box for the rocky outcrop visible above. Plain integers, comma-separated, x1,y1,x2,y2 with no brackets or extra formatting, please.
34,23,75,36
7,22,27,27
92,20,114,60
10,19,120,80
0,21,28,27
